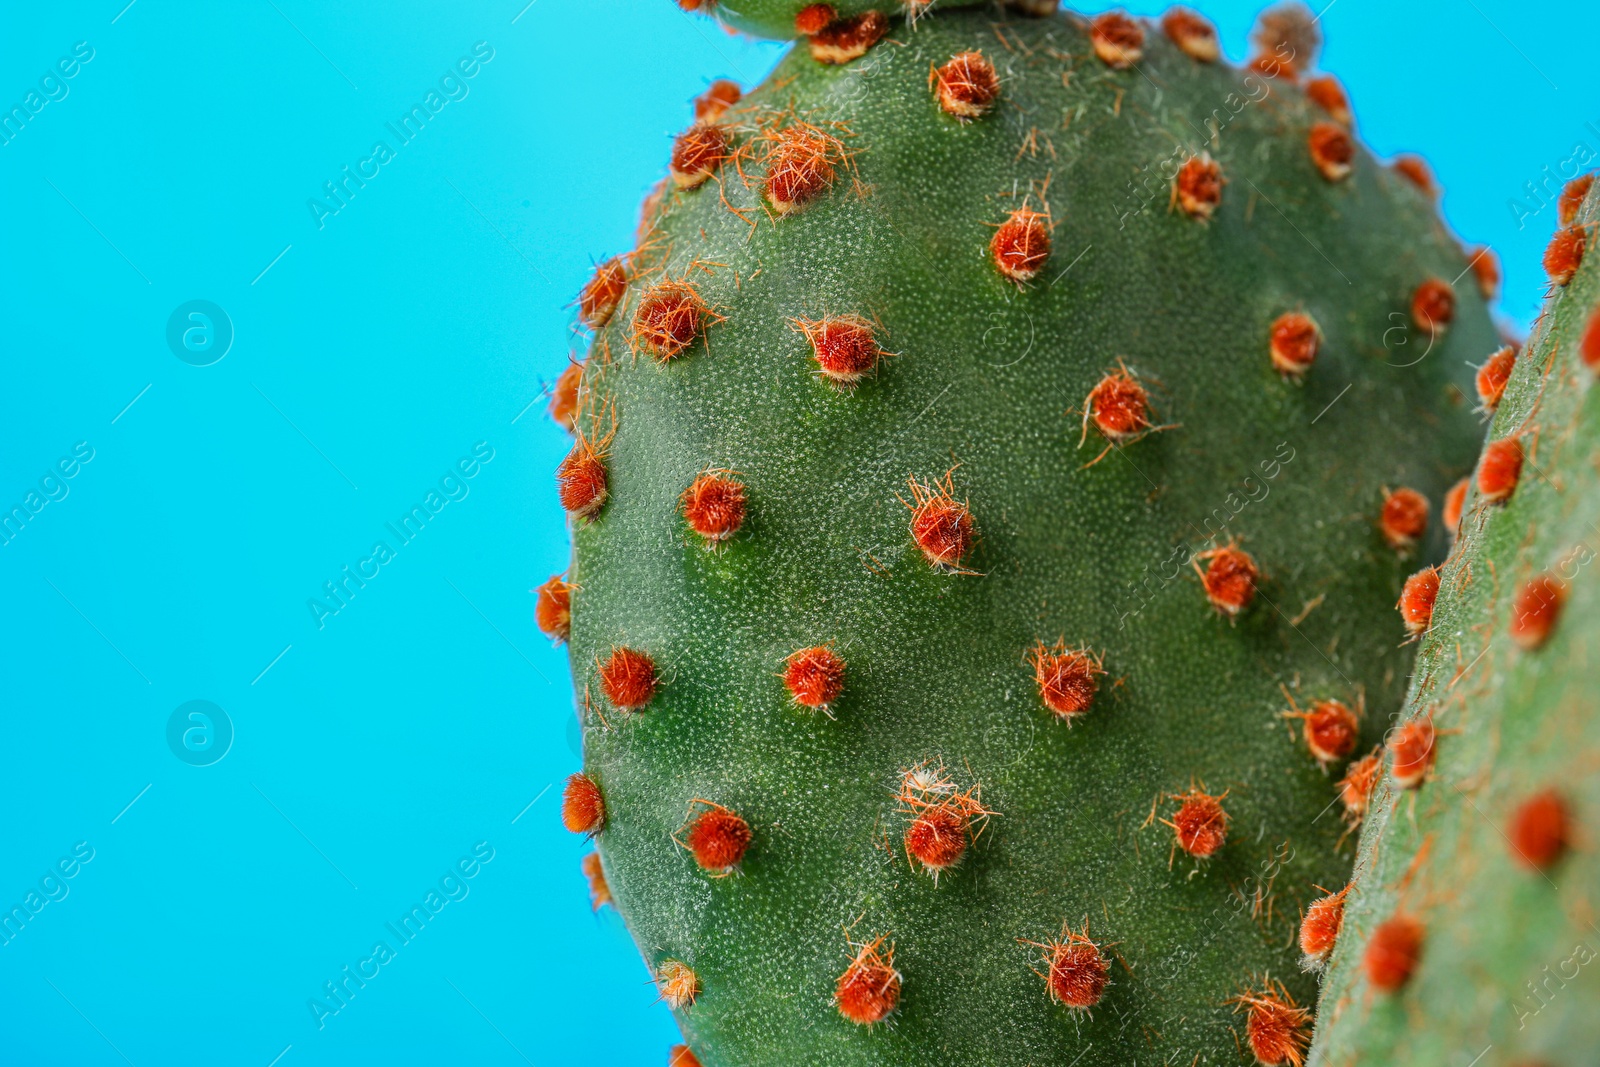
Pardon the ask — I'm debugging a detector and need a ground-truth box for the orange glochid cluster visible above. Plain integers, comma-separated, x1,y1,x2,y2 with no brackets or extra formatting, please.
681,471,747,544
1510,574,1566,651
1195,544,1258,616
1398,566,1440,636
793,3,835,35
1299,885,1349,969
558,425,611,521
562,772,605,836
1475,345,1517,413
1392,155,1437,200
1443,476,1469,538
579,257,627,329
1583,305,1600,374
1305,75,1351,125
1090,12,1145,69
1379,487,1429,551
1544,224,1587,286
1509,790,1570,870
898,761,993,880
808,11,888,66
693,79,741,124
763,122,846,214
1023,922,1110,1012
1338,749,1381,822
1364,914,1424,992
1030,641,1105,723
668,1044,703,1067
1388,715,1436,789
1470,245,1501,300
670,122,730,189
549,360,583,431
791,315,887,386
633,279,717,361
1231,980,1311,1067
655,959,699,1009
1082,364,1156,453
1269,312,1320,378
1560,173,1594,224
1283,696,1360,765
834,935,901,1026
1174,153,1223,220
1165,784,1229,859
1411,277,1456,335
679,800,752,875
581,852,612,911
932,51,1000,119
784,645,845,711
991,207,1052,282
1308,122,1353,181
904,469,975,570
535,575,573,642
1477,436,1524,504
1161,7,1219,62
599,646,658,711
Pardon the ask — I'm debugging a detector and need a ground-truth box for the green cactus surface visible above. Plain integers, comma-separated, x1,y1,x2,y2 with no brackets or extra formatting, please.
559,8,1503,1064
1306,182,1600,1066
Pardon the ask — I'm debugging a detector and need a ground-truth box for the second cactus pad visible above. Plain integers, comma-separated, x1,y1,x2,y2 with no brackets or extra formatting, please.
564,9,1498,1065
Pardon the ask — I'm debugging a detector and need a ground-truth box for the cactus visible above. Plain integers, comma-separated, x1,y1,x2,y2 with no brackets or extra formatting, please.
551,6,1507,1064
1304,179,1600,1065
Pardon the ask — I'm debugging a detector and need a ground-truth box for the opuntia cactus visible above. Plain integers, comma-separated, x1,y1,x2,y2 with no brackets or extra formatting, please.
1305,177,1600,1066
551,6,1506,1064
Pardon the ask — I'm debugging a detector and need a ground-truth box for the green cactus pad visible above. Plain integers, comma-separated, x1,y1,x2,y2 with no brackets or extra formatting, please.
564,9,1498,1064
1306,182,1600,1066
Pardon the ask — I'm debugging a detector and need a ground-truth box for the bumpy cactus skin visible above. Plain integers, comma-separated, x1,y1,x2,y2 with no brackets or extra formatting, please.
1307,183,1600,1066
565,9,1499,1065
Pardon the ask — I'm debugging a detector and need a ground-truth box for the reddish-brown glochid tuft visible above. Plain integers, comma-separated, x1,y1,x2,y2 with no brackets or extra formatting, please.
1388,716,1436,789
905,470,974,570
835,936,901,1025
1232,981,1311,1067
668,1044,702,1067
1085,367,1152,443
1392,155,1436,199
633,280,712,361
1090,12,1144,68
1398,566,1440,636
1470,246,1501,301
535,575,573,642
1509,790,1570,870
793,2,836,34
656,960,699,1009
1364,915,1424,992
670,123,729,189
561,773,605,835
1269,312,1320,378
933,51,1000,119
1030,641,1105,722
1477,436,1523,504
1161,7,1219,62
1300,885,1349,969
1308,122,1353,181
1411,278,1456,335
1583,305,1600,374
1544,225,1586,286
1338,750,1381,821
1288,699,1360,765
792,315,886,385
549,361,583,431
784,645,845,710
581,852,612,911
1195,545,1258,616
1475,345,1517,412
991,207,1052,282
809,11,888,65
682,801,751,874
1165,785,1229,858
1380,487,1430,551
681,472,746,543
693,79,741,123
1028,923,1110,1011
579,258,627,329
1560,173,1594,225
1443,477,1469,538
557,434,609,520
1510,574,1566,651
764,124,842,213
1174,154,1224,220
599,646,658,711
1305,75,1351,125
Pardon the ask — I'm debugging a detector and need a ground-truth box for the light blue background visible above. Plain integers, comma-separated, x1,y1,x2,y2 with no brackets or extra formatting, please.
1,1,1592,1064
